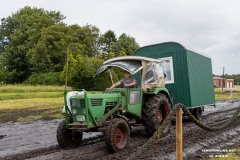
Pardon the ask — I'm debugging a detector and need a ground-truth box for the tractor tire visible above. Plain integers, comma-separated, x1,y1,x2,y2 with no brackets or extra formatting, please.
57,120,82,148
142,93,170,135
192,107,203,120
105,118,130,153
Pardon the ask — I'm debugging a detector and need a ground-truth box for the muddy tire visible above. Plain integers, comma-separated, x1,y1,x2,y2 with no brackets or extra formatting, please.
192,107,203,120
142,93,170,135
105,118,130,153
57,120,82,148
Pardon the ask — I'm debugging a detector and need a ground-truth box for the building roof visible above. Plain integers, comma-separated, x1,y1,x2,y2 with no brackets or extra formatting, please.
213,76,234,81
213,76,224,80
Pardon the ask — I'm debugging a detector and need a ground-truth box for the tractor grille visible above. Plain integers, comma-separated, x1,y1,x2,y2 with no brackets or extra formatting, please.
70,99,85,107
106,101,117,106
90,99,103,106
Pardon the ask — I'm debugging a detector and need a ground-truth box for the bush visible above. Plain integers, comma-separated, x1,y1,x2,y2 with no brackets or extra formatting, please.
70,71,118,91
24,72,62,85
60,55,118,91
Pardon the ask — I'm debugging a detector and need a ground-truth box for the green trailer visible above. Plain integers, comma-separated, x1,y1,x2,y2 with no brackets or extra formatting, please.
133,42,215,119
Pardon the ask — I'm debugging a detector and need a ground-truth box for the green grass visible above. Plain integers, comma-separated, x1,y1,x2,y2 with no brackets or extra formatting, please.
215,92,240,101
0,84,68,92
234,85,240,90
0,85,103,122
0,92,63,101
215,85,240,92
0,85,66,122
214,85,240,101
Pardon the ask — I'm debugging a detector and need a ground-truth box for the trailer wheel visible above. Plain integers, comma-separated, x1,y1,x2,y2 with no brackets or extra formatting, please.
105,118,130,153
192,107,203,120
143,93,170,135
57,120,82,148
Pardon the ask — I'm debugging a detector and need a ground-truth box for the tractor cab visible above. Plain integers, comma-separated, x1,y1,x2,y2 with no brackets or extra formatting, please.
95,56,166,92
95,56,170,124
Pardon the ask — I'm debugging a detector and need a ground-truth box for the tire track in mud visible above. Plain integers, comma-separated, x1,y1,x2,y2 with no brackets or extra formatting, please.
137,107,240,160
27,106,240,160
25,131,150,160
140,117,240,160
1,135,106,160
1,100,240,160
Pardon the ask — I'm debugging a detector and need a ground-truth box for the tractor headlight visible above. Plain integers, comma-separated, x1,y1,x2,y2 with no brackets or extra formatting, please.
72,108,77,115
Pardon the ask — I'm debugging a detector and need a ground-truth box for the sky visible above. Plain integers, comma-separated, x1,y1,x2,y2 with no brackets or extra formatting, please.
1,0,240,75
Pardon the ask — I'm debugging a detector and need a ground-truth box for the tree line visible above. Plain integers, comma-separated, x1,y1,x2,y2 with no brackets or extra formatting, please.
0,6,139,90
224,74,240,85
214,74,240,85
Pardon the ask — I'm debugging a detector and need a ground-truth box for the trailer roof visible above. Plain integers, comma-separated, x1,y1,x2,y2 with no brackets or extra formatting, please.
133,41,211,59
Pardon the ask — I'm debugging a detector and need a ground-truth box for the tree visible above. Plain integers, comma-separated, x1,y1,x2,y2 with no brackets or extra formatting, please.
224,74,240,85
0,6,65,83
111,33,139,56
60,55,118,90
28,23,100,73
0,56,4,82
99,30,117,54
108,51,115,59
27,24,78,73
69,24,100,57
118,51,127,57
0,6,141,85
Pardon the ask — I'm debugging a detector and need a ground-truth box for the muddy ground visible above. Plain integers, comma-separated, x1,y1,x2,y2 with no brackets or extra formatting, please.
0,100,240,160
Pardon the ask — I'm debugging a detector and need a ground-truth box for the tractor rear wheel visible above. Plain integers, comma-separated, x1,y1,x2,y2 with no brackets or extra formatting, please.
142,93,170,135
105,118,130,153
57,120,82,148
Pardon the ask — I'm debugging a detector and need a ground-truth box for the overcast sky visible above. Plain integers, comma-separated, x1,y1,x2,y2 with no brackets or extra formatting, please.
1,0,240,75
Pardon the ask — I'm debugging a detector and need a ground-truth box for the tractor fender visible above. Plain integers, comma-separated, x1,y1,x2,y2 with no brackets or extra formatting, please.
114,114,133,130
146,88,172,106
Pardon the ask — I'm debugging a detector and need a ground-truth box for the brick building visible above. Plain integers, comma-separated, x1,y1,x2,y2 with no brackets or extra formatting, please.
213,76,234,88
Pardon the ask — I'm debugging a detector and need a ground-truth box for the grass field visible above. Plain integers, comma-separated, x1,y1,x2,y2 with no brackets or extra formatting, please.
0,85,65,122
214,85,240,101
0,84,240,122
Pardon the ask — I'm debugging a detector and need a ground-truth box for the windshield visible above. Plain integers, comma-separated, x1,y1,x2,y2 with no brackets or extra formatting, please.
144,62,164,84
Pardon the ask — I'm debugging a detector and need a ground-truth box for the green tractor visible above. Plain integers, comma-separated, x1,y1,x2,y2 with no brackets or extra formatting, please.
57,56,171,153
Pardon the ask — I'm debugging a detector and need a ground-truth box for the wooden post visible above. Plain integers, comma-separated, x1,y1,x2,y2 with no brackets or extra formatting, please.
176,106,182,160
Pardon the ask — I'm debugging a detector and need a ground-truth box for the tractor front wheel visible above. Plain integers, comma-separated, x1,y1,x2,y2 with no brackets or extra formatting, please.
57,120,82,148
105,118,130,153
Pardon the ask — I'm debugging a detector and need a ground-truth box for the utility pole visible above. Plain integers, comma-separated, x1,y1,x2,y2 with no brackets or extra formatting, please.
65,44,71,90
222,67,225,91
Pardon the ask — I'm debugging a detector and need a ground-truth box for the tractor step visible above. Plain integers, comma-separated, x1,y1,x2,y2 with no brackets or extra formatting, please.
69,122,87,126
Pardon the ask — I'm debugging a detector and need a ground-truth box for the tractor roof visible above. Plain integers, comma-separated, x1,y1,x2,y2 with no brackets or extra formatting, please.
103,56,161,65
95,56,161,77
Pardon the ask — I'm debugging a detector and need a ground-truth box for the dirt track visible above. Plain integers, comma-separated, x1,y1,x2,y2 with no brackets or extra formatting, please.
0,100,240,160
